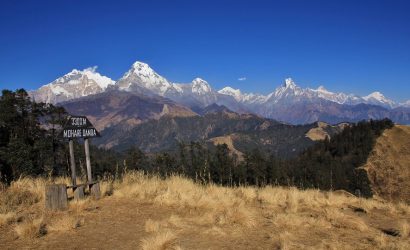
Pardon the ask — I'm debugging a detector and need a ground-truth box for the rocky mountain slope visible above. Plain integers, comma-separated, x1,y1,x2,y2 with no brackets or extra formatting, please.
59,89,346,157
94,108,343,157
61,90,197,132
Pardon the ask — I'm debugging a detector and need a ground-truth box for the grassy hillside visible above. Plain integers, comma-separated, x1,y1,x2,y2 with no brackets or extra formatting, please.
364,125,410,203
1,172,410,249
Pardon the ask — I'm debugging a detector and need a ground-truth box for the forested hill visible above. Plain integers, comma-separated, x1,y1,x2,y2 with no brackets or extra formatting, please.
96,110,325,158
0,89,68,183
0,89,399,200
287,119,395,197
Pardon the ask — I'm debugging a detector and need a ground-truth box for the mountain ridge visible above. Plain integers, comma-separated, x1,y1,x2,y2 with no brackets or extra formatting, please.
29,60,408,108
28,60,410,124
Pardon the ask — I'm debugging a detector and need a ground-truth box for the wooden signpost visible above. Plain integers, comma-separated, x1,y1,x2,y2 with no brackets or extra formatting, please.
46,115,101,210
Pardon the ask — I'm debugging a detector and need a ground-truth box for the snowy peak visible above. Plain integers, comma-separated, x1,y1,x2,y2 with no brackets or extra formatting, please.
283,78,297,89
218,86,266,104
400,100,410,108
128,61,158,78
132,61,149,69
122,61,162,80
29,66,114,104
363,91,396,108
53,66,114,89
316,85,330,93
364,91,386,101
118,61,173,95
310,85,353,104
218,87,242,101
117,62,216,105
191,78,212,95
82,66,115,89
277,78,301,94
265,78,305,102
29,60,406,112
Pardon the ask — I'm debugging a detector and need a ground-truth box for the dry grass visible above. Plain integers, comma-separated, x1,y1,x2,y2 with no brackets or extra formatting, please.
1,171,410,249
0,184,41,213
0,212,16,226
110,172,410,248
0,176,95,242
47,213,84,232
14,217,46,239
270,231,292,250
399,220,410,238
140,230,181,250
145,218,162,233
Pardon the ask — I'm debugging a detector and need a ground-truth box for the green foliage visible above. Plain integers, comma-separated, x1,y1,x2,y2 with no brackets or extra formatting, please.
0,89,68,182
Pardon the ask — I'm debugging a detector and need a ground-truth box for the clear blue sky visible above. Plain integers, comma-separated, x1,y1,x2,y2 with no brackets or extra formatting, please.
0,0,409,101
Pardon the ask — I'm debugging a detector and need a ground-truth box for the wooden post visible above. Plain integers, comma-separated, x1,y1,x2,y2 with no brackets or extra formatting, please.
90,182,101,200
84,137,101,199
45,184,68,211
73,186,85,201
84,138,92,183
69,139,77,186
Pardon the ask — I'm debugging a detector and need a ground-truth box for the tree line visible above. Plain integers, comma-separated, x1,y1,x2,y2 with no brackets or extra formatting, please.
0,89,393,196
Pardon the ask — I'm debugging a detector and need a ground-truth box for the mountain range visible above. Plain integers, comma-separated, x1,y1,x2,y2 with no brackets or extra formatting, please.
94,109,344,157
29,61,410,125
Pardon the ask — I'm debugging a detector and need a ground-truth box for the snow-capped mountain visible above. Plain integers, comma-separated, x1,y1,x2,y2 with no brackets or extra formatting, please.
218,87,242,101
363,92,396,108
29,67,114,104
264,78,316,104
116,62,220,107
116,61,176,96
401,100,410,108
191,78,212,95
310,86,361,105
218,77,398,108
31,61,400,110
218,87,266,105
172,78,218,107
28,60,409,124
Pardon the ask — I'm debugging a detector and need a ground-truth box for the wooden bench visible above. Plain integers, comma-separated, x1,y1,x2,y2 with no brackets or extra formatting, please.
45,181,101,211
67,181,101,200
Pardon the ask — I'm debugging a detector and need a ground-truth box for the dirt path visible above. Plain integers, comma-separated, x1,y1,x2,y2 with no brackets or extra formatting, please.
1,198,171,249
1,194,408,250
0,197,277,249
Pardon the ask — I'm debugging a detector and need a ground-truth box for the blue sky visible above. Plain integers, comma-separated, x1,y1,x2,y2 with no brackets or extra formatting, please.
0,0,409,101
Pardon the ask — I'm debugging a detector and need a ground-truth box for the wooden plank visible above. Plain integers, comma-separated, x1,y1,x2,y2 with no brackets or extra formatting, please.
67,181,98,189
69,139,77,186
45,184,68,211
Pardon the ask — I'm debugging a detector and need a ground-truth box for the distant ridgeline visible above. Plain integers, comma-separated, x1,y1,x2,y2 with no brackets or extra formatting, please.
0,89,394,197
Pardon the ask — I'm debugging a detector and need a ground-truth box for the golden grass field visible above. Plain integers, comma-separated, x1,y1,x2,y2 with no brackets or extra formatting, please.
1,171,410,249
